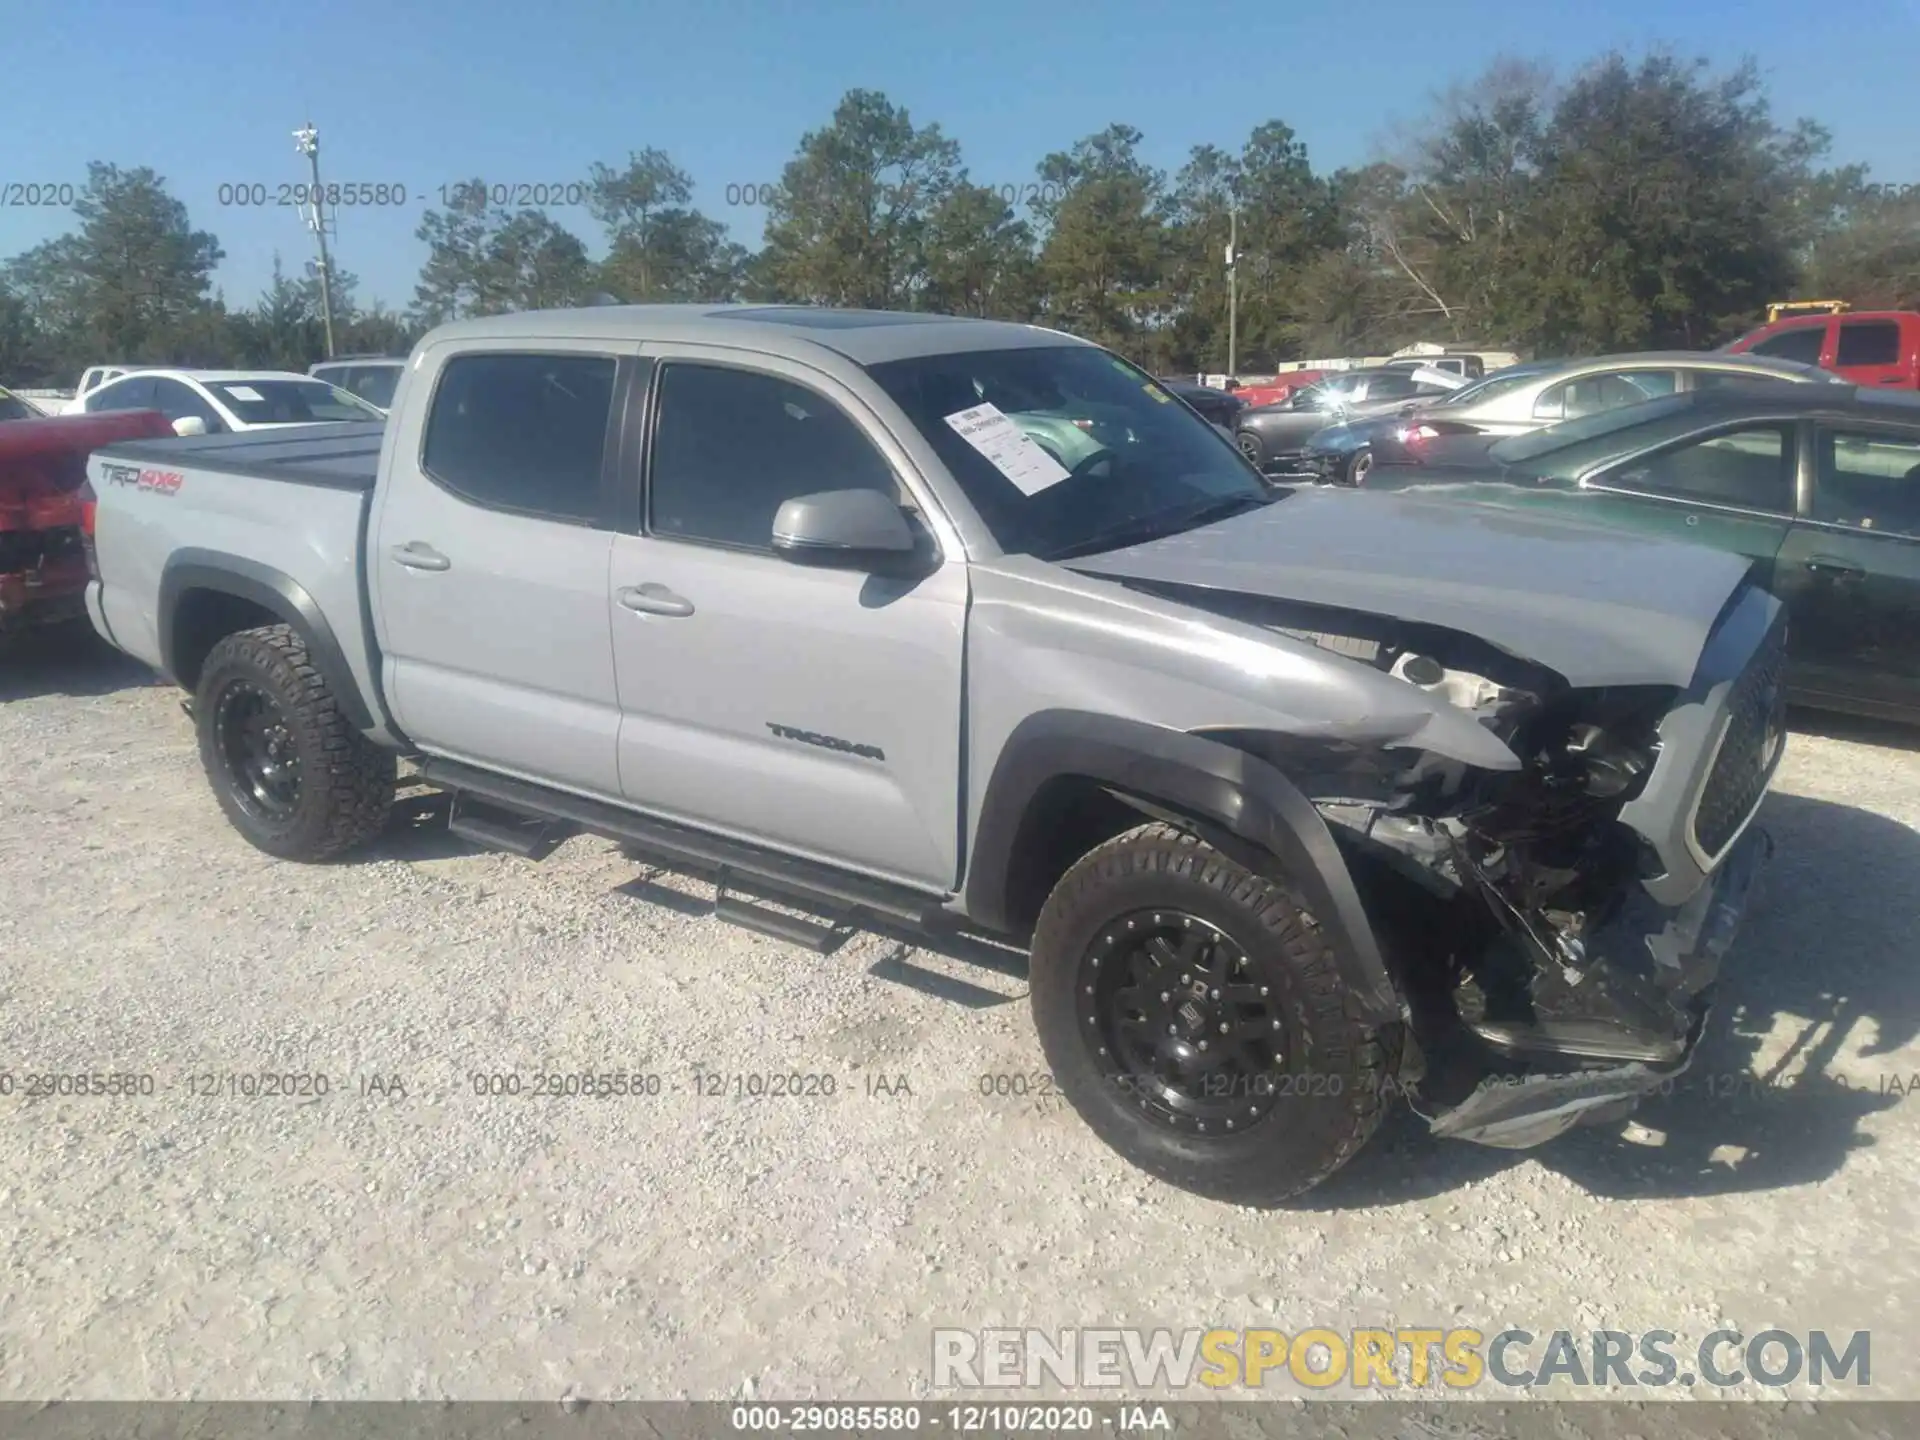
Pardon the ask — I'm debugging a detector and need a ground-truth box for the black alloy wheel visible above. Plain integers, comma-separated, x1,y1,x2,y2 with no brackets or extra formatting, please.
1078,909,1296,1134
213,677,303,822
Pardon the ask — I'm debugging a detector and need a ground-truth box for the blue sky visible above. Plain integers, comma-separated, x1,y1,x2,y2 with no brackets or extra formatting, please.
4,0,1917,312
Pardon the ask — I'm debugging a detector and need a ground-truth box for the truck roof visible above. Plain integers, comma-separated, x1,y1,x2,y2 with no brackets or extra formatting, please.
419,304,1089,367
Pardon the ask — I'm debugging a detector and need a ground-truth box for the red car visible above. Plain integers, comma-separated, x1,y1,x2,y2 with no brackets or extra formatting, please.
0,408,172,636
1232,368,1327,409
1725,309,1920,389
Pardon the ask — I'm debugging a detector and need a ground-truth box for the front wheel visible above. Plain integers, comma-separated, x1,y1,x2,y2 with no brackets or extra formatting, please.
194,624,395,861
1346,447,1374,486
1235,431,1264,469
1029,823,1393,1203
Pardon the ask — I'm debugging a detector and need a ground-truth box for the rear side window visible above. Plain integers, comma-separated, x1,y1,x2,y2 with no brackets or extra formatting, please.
421,353,617,523
1837,321,1902,368
1815,428,1920,536
1750,326,1827,365
1532,373,1658,421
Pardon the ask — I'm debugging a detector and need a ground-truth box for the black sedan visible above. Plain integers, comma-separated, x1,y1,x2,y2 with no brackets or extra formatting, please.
1158,379,1245,429
1360,382,1920,725
1233,367,1453,474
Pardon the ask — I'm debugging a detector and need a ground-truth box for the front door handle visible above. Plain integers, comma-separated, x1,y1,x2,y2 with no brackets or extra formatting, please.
1804,555,1866,580
618,582,695,617
390,542,450,572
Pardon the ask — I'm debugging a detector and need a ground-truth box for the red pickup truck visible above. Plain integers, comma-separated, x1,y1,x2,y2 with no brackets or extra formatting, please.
1724,310,1920,389
0,408,172,637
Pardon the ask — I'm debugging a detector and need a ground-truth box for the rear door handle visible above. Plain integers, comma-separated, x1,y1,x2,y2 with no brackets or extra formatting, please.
618,582,695,617
390,542,450,572
1805,555,1866,580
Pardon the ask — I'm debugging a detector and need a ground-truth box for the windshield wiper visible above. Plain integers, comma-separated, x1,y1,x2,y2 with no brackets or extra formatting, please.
1045,490,1274,561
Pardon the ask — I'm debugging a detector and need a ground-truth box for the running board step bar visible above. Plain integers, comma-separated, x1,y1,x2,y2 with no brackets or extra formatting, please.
713,869,846,953
415,757,943,931
447,792,575,860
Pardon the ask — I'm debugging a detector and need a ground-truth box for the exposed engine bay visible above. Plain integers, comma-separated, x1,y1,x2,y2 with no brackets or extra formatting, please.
1179,589,1780,1146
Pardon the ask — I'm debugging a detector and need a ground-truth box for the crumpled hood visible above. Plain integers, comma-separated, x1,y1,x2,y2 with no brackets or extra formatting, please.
1066,486,1754,688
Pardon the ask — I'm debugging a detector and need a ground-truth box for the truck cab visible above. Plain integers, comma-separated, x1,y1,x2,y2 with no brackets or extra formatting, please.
1727,309,1920,389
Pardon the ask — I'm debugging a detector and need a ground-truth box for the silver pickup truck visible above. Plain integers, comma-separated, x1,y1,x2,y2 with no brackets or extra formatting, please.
84,304,1783,1201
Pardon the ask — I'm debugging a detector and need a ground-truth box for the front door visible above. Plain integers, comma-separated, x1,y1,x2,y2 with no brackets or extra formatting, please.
368,345,632,798
1774,422,1920,716
606,350,966,891
1576,420,1799,586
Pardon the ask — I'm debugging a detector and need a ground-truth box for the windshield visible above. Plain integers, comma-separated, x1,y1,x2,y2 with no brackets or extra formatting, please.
353,367,402,408
1489,392,1693,464
207,380,383,425
866,344,1269,559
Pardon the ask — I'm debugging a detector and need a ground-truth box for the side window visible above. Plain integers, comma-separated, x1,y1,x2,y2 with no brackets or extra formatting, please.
649,363,899,550
1533,373,1656,422
1836,321,1901,368
1693,369,1795,391
148,379,223,430
1618,370,1678,397
1599,425,1795,512
1814,428,1920,537
1750,326,1827,365
420,352,616,522
1363,373,1418,401
86,377,154,412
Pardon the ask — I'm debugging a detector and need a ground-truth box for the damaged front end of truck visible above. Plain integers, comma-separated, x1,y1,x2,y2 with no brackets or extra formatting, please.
1189,580,1787,1149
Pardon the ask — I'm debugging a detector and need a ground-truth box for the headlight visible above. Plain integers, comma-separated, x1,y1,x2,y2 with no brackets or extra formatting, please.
1563,722,1654,799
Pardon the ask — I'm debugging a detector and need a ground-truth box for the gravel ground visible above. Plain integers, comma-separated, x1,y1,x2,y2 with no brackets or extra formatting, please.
1,629,1916,1404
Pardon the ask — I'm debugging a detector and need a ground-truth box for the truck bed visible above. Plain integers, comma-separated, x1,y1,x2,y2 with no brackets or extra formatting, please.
94,422,386,491
87,423,389,739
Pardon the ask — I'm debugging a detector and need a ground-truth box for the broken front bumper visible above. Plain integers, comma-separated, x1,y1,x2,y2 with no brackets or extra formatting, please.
1428,824,1772,1150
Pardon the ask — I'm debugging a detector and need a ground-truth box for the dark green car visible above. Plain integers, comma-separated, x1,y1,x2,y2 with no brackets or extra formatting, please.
1363,383,1920,723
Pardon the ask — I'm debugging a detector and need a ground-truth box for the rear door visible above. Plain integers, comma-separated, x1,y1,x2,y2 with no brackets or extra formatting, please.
1832,317,1912,389
605,347,966,890
368,344,635,799
1774,421,1920,714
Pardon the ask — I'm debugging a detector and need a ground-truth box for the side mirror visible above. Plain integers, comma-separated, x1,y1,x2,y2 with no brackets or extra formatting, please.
771,488,919,569
171,416,208,437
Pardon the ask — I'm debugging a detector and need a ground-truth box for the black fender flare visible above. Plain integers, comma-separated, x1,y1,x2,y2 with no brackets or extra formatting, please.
965,709,1403,1025
159,550,377,732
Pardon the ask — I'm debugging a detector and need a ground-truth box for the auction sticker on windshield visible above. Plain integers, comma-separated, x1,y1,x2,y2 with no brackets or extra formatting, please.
943,402,1072,496
225,386,265,403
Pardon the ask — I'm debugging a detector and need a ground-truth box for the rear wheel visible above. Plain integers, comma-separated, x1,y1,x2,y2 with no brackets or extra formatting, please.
1029,823,1393,1202
194,624,394,861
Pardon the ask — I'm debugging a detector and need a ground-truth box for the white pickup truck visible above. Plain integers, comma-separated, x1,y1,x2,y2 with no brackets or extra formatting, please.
82,303,1782,1201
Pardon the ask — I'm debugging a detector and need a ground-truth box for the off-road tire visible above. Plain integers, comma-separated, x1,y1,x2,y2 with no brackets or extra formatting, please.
1030,822,1392,1203
194,624,394,861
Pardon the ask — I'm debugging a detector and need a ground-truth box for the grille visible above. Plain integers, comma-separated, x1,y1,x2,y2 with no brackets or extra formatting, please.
1692,622,1787,860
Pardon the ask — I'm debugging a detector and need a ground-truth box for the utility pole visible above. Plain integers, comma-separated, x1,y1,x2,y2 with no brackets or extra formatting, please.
293,122,337,359
1226,201,1239,380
